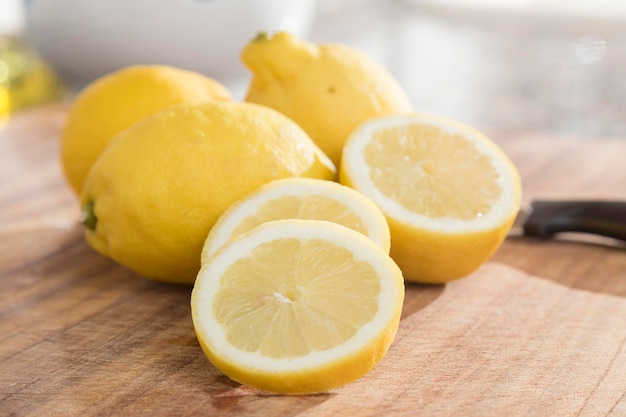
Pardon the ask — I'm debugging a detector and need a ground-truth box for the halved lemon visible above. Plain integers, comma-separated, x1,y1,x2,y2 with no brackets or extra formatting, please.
191,219,404,394
201,177,390,262
340,113,522,284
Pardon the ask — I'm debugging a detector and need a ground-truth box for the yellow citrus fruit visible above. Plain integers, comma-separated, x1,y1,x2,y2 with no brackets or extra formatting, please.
191,219,404,394
339,113,522,284
80,101,335,284
61,65,232,194
201,177,390,262
242,31,413,166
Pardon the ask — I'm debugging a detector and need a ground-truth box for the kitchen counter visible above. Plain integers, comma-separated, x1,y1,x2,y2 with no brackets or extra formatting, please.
2,2,626,414
1,100,625,416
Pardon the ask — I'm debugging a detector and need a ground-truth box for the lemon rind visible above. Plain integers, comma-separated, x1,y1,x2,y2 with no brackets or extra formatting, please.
200,178,391,261
192,219,404,374
341,113,522,234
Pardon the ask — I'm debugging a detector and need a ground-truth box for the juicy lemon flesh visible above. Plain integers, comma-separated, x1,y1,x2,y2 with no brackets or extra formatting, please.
340,114,522,283
213,237,379,359
200,178,392,264
231,195,368,239
365,124,502,220
193,219,405,393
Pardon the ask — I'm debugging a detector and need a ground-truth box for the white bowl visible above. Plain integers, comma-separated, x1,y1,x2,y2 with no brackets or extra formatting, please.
25,0,317,91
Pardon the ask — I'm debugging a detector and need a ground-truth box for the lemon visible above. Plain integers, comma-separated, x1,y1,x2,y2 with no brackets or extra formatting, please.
242,31,413,166
80,101,335,284
201,177,391,262
191,219,404,394
340,113,522,284
61,65,232,194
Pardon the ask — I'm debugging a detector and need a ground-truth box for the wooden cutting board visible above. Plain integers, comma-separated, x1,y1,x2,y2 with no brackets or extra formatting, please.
1,227,625,416
1,105,626,416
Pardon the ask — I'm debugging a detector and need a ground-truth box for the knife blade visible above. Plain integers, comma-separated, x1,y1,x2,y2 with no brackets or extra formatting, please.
511,200,626,243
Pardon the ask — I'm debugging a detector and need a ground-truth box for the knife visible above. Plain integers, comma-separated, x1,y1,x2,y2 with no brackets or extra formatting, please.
512,200,626,243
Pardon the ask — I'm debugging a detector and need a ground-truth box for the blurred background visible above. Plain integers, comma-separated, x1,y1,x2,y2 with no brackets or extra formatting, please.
1,0,625,138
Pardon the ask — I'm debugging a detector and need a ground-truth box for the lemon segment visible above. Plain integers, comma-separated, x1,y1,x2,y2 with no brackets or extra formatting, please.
192,219,404,394
340,113,522,284
201,177,390,262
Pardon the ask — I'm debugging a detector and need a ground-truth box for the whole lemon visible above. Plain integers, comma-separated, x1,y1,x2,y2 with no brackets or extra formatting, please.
61,65,232,195
242,32,413,166
80,101,336,284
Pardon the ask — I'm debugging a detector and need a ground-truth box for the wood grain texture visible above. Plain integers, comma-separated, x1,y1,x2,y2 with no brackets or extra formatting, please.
0,104,77,232
305,264,626,417
1,106,626,416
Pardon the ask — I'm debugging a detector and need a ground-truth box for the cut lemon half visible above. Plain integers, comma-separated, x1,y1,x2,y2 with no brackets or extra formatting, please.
201,177,391,262
340,113,522,284
191,219,404,394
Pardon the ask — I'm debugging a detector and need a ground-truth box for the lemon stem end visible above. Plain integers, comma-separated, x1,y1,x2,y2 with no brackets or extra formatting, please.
80,200,97,231
252,32,271,42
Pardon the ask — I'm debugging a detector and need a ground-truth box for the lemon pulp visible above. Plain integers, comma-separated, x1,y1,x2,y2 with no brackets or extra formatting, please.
339,113,522,283
231,195,368,238
365,124,502,220
192,219,404,393
214,237,379,358
201,178,391,263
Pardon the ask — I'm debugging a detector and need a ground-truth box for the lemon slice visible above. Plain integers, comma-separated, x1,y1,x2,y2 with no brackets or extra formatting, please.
191,219,404,394
201,178,391,262
340,113,522,284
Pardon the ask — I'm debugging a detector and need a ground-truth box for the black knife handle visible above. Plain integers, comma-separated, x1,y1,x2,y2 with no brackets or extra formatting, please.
523,200,626,242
